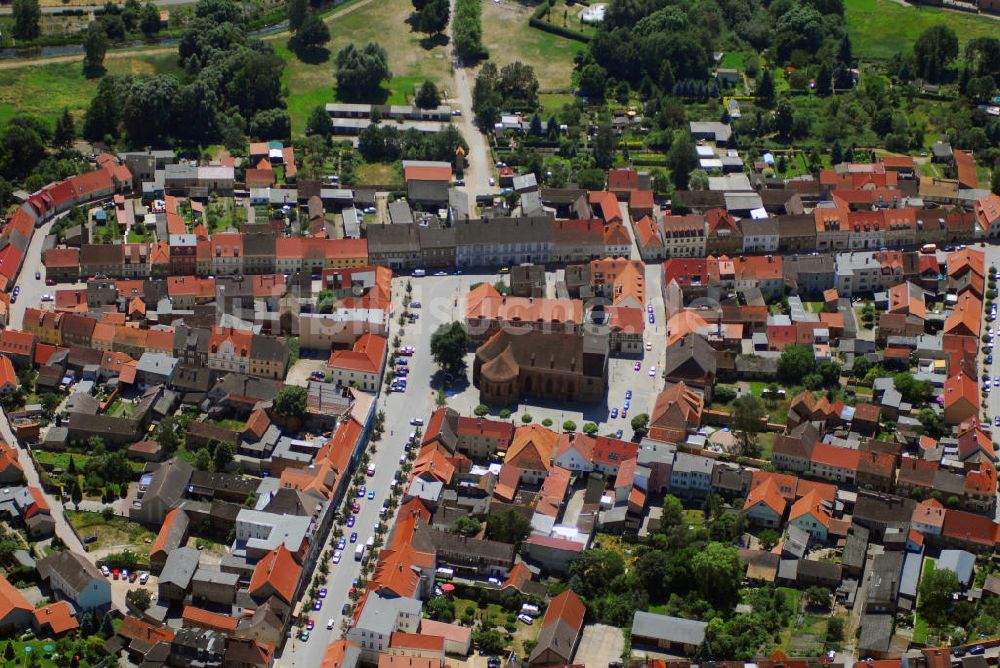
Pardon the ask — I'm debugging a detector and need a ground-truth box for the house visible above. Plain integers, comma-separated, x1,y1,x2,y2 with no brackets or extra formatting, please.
36,550,111,612
662,334,717,395
149,508,190,573
744,477,786,528
0,575,33,636
346,592,422,663
326,333,387,392
944,373,979,424
158,546,200,602
418,618,472,656
670,452,713,498
631,610,707,656
648,382,703,444
527,590,585,667
130,458,194,526
789,490,832,542
248,545,302,605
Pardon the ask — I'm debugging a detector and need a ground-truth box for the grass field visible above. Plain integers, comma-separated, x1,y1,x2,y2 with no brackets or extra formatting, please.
0,52,182,127
65,510,157,558
845,0,1000,60
355,162,403,185
276,0,453,134
480,0,584,93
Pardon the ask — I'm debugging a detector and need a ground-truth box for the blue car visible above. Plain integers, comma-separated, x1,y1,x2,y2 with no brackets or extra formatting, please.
337,537,346,550
313,599,322,611
347,516,355,527
610,408,618,419
988,355,994,365
350,532,358,543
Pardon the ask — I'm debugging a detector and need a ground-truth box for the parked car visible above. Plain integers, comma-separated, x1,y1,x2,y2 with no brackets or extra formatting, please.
313,599,322,611
327,618,336,630
101,565,110,576
367,489,375,499
347,515,355,527
969,646,985,656
610,408,618,419
350,532,358,543
34,272,40,280
306,619,315,630
338,537,346,550
333,551,342,564
517,614,534,624
342,603,351,615
319,588,327,598
139,572,149,585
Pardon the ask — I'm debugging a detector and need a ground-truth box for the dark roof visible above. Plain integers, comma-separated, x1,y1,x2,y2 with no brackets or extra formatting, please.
213,374,281,403
858,614,893,654
37,550,103,594
663,334,717,381
853,492,916,532
143,458,194,510
243,233,276,256
189,471,259,498
80,244,124,265
250,335,289,364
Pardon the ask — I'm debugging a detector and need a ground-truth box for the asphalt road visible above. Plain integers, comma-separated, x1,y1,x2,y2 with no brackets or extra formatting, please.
979,244,1000,524
277,274,470,668
9,219,54,330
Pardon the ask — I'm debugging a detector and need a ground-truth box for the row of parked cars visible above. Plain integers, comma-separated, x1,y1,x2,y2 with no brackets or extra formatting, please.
100,564,149,584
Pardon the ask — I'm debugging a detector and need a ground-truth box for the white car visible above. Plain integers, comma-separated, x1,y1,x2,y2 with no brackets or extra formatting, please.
101,565,110,577
327,618,336,630
410,417,424,426
648,366,656,376
518,614,534,624
646,341,652,351
41,294,53,302
333,550,342,564
139,572,149,585
489,177,496,186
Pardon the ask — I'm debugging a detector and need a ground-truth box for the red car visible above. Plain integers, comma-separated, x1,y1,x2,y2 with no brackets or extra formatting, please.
112,569,120,580
306,619,315,630
352,502,361,514
45,278,55,286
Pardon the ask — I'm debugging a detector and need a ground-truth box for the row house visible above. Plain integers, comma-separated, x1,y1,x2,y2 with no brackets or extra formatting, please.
169,234,198,276
661,215,708,258
808,442,859,485
207,327,253,375
834,251,906,296
742,218,779,253
454,216,553,268
550,219,605,263
708,254,784,300
815,204,850,251
705,208,743,255
80,244,125,278
209,233,244,276
633,215,665,261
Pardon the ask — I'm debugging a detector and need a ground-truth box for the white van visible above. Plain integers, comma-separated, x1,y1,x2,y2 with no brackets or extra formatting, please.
413,269,426,277
520,603,540,616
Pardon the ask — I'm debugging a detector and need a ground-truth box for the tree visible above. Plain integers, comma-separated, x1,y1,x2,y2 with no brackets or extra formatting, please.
666,131,697,190
472,630,506,655
568,549,625,599
418,0,449,36
688,169,709,191
126,588,152,612
732,394,765,457
83,22,109,75
831,139,844,165
430,322,472,374
805,585,832,609
631,413,649,437
288,0,308,31
913,25,959,83
582,422,598,435
139,2,161,35
250,108,291,140
778,344,815,384
815,63,832,95
918,567,959,625
415,80,441,109
578,64,608,100
53,108,76,148
424,596,455,622
691,542,743,608
70,479,83,508
827,615,845,641
3,641,13,662
12,0,41,41
213,442,234,472
335,42,391,101
592,119,616,169
452,516,481,537
562,420,577,432
756,69,775,107
193,448,212,471
758,528,779,550
992,167,1000,197
99,612,114,637
156,416,180,454
918,408,946,439
474,404,489,417
306,105,333,137
273,386,308,418
485,508,531,546
292,12,330,53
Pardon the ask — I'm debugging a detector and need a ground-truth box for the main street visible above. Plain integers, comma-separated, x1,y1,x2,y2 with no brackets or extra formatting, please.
277,274,470,668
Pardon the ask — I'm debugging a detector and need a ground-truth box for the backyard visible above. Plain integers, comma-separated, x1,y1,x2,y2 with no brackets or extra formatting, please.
65,511,157,559
452,597,540,657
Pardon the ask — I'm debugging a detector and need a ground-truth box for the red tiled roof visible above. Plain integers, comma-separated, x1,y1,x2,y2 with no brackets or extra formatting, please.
954,149,978,189
810,442,861,471
33,601,78,635
182,605,238,632
248,545,301,604
119,615,175,644
942,509,1000,547
542,589,585,630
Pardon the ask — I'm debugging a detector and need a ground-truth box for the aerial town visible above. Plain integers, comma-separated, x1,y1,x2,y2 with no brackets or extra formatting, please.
0,0,999,665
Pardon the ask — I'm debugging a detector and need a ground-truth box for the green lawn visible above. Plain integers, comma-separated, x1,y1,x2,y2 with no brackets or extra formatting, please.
803,301,825,314
845,0,1000,60
720,51,746,70
481,0,584,92
275,0,452,134
0,52,182,127
355,161,403,186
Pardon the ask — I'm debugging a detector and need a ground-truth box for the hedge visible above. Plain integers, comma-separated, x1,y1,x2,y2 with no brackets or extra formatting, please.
528,17,592,43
